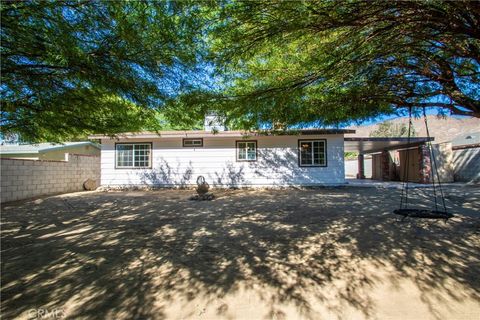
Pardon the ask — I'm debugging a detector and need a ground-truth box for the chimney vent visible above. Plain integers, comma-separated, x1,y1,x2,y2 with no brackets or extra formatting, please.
204,113,226,131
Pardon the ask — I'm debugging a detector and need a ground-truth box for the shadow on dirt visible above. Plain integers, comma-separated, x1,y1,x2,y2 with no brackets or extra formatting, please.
1,187,479,319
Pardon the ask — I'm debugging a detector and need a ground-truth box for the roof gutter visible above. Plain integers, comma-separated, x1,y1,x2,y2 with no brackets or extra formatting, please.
88,129,355,140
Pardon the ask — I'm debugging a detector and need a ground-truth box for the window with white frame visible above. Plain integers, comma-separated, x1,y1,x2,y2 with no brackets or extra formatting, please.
183,138,203,147
236,141,257,161
116,143,151,168
299,140,326,166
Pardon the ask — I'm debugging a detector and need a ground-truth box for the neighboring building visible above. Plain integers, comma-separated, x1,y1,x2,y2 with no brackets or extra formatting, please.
451,132,480,183
0,142,100,161
89,129,353,188
451,131,480,149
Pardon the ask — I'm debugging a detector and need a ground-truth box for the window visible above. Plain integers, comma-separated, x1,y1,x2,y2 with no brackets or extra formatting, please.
299,140,326,166
115,143,151,168
236,141,257,161
183,138,203,147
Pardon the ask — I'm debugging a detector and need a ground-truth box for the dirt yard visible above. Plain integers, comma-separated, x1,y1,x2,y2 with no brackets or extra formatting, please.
1,186,479,320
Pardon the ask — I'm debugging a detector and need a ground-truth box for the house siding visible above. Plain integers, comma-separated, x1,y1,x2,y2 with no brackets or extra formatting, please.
100,134,345,187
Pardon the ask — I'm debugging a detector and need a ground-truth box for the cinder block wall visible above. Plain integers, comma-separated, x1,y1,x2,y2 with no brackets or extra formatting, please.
431,143,455,183
1,154,100,203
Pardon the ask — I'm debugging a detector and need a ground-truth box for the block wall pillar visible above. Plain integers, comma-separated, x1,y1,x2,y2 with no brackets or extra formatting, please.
381,150,390,181
419,144,431,184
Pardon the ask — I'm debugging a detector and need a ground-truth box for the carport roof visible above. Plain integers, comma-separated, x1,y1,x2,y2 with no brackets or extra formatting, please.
344,137,433,154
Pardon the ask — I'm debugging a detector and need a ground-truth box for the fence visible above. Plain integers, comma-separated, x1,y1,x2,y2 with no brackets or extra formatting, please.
1,154,100,203
345,157,372,179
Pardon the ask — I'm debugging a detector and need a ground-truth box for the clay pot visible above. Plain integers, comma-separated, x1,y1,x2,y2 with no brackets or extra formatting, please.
196,175,209,195
197,183,209,195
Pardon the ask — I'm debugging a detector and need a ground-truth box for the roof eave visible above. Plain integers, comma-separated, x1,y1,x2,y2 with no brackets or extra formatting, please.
0,150,40,155
41,142,101,152
88,129,355,140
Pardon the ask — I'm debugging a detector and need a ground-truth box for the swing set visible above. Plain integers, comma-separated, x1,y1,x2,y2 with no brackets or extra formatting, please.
393,107,453,221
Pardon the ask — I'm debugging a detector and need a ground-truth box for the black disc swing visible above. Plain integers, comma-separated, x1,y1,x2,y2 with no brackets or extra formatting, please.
393,107,453,221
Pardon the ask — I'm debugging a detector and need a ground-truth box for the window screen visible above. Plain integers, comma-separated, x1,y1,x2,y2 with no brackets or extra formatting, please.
299,140,326,166
183,139,203,147
116,143,151,168
237,141,257,161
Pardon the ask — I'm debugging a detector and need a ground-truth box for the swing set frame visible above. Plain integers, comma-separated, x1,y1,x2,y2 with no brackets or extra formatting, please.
393,107,453,221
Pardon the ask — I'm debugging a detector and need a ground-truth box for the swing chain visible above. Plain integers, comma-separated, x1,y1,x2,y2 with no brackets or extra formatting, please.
398,107,448,215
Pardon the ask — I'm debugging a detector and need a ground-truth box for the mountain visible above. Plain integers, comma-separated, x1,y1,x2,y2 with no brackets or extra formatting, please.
346,116,480,143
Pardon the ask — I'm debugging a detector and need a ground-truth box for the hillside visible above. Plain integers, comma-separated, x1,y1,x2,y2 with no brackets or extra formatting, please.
346,116,480,143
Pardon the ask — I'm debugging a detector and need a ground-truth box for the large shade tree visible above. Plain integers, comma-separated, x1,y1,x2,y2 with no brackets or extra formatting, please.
2,1,479,139
195,0,480,129
1,0,203,141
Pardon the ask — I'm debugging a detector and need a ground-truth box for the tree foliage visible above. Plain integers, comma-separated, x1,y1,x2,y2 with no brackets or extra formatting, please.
1,0,202,141
201,0,480,129
2,1,479,140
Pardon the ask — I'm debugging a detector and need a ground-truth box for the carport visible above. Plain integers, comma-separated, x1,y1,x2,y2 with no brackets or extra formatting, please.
344,137,434,183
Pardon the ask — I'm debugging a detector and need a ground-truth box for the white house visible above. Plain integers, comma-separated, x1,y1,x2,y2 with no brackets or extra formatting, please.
89,128,354,188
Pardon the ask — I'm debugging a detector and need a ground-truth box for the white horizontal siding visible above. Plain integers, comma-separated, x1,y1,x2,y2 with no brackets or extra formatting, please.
100,135,345,187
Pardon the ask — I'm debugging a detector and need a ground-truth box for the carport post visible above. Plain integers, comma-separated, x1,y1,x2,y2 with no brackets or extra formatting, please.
357,154,365,179
381,150,390,181
418,144,432,184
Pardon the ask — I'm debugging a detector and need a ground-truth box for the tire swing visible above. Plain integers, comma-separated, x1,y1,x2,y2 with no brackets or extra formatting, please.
393,107,453,221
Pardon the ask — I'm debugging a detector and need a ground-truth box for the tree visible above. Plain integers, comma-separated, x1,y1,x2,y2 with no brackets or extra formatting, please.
199,0,480,129
3,1,479,140
1,0,203,141
369,121,416,138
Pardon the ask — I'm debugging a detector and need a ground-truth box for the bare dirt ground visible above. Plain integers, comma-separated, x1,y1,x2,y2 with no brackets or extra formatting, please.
1,186,479,320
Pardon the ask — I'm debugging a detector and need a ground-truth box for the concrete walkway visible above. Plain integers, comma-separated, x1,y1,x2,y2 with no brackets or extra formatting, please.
346,178,466,189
